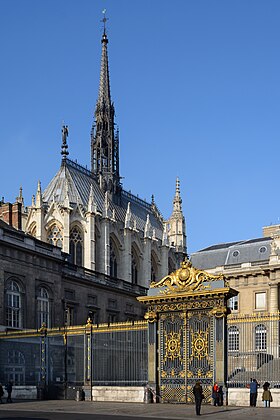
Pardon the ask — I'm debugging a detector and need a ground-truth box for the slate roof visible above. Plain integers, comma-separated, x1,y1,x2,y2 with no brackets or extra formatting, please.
191,237,272,270
42,158,163,239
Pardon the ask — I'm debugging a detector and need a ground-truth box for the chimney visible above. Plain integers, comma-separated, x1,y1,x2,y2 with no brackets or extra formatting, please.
0,200,22,230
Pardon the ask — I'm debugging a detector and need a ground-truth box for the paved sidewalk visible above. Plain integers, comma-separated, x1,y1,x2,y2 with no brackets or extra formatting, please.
0,400,279,419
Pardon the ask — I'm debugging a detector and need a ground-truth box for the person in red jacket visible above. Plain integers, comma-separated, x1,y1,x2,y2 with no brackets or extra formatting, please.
212,382,219,406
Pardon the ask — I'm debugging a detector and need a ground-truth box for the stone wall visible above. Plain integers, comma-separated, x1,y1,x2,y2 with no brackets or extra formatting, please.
91,386,145,402
3,385,37,400
228,387,280,407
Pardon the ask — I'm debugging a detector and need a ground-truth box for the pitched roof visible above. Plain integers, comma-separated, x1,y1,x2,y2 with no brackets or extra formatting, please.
42,158,163,238
191,237,272,270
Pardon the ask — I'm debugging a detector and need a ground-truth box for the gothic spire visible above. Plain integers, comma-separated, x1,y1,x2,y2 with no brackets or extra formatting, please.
91,11,120,197
172,177,183,214
97,10,111,110
168,178,187,254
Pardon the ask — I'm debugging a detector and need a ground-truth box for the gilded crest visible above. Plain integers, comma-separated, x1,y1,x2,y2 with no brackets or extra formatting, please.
150,259,223,294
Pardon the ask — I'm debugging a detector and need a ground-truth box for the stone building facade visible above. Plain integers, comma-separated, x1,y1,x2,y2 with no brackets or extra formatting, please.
0,216,148,330
20,24,186,288
0,23,186,330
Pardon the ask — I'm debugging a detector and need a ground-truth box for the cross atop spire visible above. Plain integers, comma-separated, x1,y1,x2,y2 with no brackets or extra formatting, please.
101,9,108,37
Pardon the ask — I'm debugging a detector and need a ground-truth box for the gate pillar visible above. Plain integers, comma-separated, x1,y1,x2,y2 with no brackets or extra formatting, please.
138,259,238,404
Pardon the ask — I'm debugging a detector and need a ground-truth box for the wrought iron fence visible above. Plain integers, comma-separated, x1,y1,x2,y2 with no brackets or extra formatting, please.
0,321,148,393
1,314,279,396
227,313,280,388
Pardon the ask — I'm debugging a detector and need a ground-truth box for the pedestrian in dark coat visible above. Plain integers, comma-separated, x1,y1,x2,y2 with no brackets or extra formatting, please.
0,383,4,403
249,379,258,407
193,381,204,416
6,381,13,403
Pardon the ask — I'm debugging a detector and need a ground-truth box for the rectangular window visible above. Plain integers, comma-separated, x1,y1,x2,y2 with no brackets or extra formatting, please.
255,292,266,310
88,295,97,306
108,299,117,309
228,296,238,311
65,289,75,300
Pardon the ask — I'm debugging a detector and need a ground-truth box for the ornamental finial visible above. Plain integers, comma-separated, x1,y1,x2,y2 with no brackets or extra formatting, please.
61,124,69,160
101,9,109,41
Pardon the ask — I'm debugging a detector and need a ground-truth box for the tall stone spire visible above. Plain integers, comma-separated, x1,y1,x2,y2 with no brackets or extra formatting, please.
91,11,120,197
168,178,187,254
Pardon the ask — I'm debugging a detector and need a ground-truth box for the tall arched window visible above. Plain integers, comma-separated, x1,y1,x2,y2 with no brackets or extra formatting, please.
228,326,239,351
255,324,267,351
151,254,158,283
69,226,83,265
6,280,22,328
110,240,118,278
131,250,138,285
37,287,50,328
47,224,63,248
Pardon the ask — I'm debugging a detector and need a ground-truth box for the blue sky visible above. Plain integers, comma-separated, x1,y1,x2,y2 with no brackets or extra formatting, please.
1,0,280,254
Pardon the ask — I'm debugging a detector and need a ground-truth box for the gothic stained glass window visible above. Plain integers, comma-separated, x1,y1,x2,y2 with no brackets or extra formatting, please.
131,250,138,285
47,224,63,248
69,226,83,265
37,287,50,328
228,326,239,351
151,254,158,282
110,240,118,278
6,280,22,328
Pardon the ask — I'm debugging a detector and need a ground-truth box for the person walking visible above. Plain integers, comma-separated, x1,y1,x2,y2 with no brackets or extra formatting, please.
6,381,13,403
249,378,258,407
212,382,219,406
262,382,272,408
0,383,4,403
218,385,223,406
193,381,204,416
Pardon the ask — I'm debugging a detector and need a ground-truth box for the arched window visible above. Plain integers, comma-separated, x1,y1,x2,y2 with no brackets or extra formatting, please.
6,280,22,328
69,226,83,266
37,287,50,328
131,250,138,285
228,326,239,351
47,224,63,248
110,240,118,278
151,254,158,282
255,324,267,351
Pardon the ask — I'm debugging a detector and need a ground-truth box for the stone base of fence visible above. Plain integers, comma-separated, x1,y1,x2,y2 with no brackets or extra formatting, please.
4,386,37,400
228,387,280,407
91,386,145,402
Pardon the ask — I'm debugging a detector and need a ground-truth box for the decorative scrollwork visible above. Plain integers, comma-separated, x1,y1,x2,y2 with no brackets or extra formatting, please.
164,331,182,362
210,306,227,318
150,259,223,294
144,310,157,323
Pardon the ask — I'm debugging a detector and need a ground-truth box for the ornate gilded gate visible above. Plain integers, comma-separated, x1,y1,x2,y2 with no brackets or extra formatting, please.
138,259,237,404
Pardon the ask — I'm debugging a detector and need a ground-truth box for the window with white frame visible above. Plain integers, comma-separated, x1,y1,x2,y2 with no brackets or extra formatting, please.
255,324,267,351
228,326,239,351
255,292,266,310
6,280,22,328
37,287,50,328
228,295,238,311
